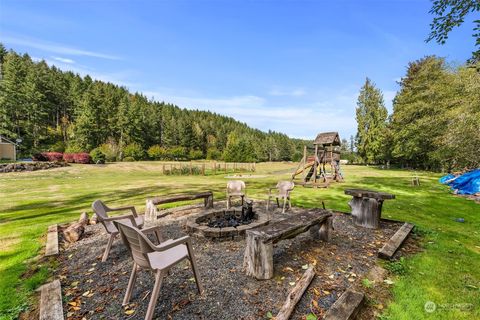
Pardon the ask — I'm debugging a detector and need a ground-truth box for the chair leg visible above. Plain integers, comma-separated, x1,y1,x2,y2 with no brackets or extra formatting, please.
288,197,292,209
266,195,271,211
227,196,230,209
145,270,164,320
154,229,163,244
276,197,280,208
102,233,116,262
186,242,204,294
123,263,138,305
282,197,287,213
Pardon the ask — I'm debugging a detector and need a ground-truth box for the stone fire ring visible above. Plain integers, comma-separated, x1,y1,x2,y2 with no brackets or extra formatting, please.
186,208,270,239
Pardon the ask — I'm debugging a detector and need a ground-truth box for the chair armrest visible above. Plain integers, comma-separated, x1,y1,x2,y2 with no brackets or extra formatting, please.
107,206,138,217
155,235,190,251
103,214,137,226
141,225,162,235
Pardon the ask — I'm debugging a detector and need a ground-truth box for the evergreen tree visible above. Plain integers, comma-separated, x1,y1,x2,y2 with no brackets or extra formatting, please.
355,78,388,164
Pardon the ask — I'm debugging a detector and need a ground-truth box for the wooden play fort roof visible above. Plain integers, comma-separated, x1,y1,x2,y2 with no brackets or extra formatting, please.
313,132,341,146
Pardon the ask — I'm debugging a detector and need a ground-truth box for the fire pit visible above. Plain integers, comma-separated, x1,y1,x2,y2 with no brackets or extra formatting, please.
186,200,270,239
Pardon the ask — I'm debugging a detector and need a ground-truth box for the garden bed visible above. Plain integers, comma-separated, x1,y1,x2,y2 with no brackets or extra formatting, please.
55,209,410,319
0,161,68,173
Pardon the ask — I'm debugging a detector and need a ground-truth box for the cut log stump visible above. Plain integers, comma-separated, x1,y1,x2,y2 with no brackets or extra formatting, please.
323,289,364,320
39,279,64,320
378,223,414,259
243,231,274,280
276,266,315,320
63,212,89,243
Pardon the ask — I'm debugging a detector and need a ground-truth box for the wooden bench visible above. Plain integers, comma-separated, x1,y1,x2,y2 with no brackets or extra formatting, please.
344,189,395,229
145,191,214,220
243,209,333,279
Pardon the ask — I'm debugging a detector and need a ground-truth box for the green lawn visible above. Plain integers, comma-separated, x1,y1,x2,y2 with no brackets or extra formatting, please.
0,162,478,319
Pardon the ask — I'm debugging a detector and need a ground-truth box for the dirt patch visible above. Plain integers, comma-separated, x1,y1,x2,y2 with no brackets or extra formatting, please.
55,208,408,320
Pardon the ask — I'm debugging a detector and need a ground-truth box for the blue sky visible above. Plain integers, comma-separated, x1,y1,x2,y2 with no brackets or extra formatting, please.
0,0,475,140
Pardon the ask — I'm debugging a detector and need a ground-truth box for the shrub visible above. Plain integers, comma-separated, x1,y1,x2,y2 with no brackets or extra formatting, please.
147,145,167,160
169,146,186,161
63,153,75,163
123,156,135,162
50,141,66,153
188,149,204,160
64,144,84,153
73,153,91,164
90,148,106,164
42,152,64,162
32,153,47,161
164,165,202,175
123,143,145,161
206,147,222,160
99,141,119,162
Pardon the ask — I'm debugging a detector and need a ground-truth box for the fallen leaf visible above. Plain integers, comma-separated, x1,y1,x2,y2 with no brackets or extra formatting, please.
322,290,330,295
302,264,309,270
125,309,135,315
289,282,296,286
283,267,294,272
384,279,394,285
70,281,79,287
313,288,320,296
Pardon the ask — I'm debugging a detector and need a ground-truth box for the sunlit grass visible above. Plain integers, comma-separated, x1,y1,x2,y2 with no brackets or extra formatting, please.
0,162,478,319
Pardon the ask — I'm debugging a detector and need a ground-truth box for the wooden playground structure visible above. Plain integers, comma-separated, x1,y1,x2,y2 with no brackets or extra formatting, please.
292,132,344,187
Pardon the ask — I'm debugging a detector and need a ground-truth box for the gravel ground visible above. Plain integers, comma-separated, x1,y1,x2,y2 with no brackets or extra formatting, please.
57,205,404,320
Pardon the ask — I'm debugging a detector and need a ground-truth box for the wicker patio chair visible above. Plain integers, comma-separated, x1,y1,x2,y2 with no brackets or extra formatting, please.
115,221,203,320
226,180,246,209
92,200,162,262
267,181,295,213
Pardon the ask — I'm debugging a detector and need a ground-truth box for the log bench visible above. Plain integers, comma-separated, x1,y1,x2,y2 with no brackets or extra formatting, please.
344,189,395,229
145,191,214,221
243,209,333,279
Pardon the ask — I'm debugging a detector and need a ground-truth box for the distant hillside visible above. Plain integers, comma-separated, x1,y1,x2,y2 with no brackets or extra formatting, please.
0,44,307,162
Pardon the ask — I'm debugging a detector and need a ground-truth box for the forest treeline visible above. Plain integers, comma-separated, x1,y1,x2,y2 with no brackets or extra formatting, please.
0,45,305,162
355,56,480,171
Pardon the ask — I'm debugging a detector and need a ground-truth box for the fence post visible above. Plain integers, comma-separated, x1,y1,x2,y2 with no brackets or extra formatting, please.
213,161,216,175
225,162,227,173
189,161,193,175
202,164,205,175
162,164,165,174
252,162,256,172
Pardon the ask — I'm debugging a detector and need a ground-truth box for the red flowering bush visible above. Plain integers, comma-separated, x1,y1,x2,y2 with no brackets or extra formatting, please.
41,152,64,162
63,153,75,163
73,153,91,164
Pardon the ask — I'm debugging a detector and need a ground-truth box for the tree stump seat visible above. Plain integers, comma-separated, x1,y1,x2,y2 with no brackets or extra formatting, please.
243,209,333,279
344,189,395,229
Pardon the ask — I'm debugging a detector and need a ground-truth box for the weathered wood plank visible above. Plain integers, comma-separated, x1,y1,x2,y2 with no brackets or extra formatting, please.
39,279,64,320
344,189,395,200
252,210,332,243
323,289,364,320
148,191,214,206
45,225,59,257
378,222,414,259
276,266,315,320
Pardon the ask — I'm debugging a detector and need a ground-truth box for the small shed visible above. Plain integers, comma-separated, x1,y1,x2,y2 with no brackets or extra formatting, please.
0,135,16,161
313,132,341,147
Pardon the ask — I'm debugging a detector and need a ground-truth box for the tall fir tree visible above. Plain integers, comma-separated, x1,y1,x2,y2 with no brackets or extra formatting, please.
355,78,388,164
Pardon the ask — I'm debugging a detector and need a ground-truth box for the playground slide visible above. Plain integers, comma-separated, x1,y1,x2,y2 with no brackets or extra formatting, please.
293,161,315,176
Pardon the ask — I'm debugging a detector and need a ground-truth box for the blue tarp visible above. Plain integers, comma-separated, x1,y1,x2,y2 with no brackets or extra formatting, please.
440,169,480,195
439,174,455,184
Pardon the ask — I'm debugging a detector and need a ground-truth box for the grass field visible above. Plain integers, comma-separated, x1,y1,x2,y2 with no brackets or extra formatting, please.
0,162,478,319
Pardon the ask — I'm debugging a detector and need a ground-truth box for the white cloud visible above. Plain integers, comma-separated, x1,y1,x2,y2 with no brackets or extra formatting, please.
2,35,121,60
143,89,358,139
52,56,75,64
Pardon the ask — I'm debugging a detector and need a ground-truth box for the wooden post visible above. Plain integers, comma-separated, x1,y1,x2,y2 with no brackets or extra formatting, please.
162,164,165,174
189,161,193,175
213,162,217,175
202,164,205,175
276,266,315,320
313,144,318,185
243,230,274,279
224,162,227,173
